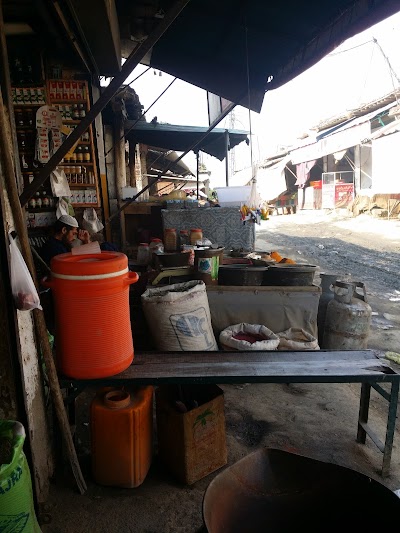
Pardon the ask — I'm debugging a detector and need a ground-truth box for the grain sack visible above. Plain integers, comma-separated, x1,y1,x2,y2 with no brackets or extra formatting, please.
141,280,218,351
277,327,319,350
219,323,279,351
0,420,41,532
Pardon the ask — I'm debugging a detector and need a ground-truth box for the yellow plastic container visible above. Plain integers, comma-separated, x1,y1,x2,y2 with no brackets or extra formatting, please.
91,386,153,488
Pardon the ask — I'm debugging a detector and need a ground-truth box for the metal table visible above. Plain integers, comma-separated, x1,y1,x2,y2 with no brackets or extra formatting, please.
60,349,400,477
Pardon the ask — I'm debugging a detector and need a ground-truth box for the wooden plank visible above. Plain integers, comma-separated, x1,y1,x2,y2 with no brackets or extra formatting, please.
130,349,383,365
206,285,321,293
59,350,399,388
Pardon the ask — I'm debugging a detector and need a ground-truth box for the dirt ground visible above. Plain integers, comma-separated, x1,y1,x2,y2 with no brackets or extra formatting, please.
42,209,400,533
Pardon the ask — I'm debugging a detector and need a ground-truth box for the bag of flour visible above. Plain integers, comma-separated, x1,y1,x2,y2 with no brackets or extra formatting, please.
141,280,218,351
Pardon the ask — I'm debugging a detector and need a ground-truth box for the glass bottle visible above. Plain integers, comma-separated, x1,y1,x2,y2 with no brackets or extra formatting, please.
164,228,177,252
35,192,42,209
76,146,83,163
83,146,91,162
73,104,80,120
42,191,50,208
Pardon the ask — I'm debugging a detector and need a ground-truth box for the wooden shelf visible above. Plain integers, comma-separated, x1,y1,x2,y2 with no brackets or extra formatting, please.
26,208,56,213
69,184,96,188
60,162,94,166
71,203,99,207
51,99,87,104
14,103,45,107
47,79,100,213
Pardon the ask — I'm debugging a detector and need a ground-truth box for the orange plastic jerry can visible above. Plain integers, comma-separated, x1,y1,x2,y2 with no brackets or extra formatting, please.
90,386,154,488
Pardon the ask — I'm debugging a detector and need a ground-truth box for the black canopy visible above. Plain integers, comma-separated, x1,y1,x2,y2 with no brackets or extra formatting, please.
126,122,249,161
127,0,400,112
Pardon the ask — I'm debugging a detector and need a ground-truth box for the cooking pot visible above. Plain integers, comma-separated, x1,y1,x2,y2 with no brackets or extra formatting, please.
218,265,268,286
263,264,317,286
203,448,400,532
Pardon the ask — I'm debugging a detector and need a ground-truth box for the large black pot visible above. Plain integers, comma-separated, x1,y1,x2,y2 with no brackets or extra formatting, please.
218,265,268,286
263,264,317,286
203,448,400,532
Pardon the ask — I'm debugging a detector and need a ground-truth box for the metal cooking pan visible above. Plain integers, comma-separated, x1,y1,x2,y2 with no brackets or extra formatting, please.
203,448,400,532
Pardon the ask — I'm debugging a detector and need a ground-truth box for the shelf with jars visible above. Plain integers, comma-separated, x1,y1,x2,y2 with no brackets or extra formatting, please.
47,78,100,208
11,85,60,222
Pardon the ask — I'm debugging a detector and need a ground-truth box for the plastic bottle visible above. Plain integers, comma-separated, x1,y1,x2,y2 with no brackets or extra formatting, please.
137,243,151,265
179,229,190,248
190,228,203,246
164,228,177,252
149,238,164,254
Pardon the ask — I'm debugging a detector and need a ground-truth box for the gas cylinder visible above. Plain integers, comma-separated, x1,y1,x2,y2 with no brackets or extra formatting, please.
323,281,372,350
317,273,338,348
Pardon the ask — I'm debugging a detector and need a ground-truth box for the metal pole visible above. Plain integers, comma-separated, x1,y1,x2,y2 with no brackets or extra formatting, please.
107,100,237,223
225,129,229,186
196,151,199,200
19,0,190,207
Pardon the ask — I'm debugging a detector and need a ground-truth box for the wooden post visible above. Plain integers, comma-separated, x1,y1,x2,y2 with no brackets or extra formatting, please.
0,87,87,495
0,3,23,193
113,108,127,248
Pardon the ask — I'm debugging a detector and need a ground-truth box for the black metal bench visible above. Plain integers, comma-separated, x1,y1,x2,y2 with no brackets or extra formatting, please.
60,349,400,477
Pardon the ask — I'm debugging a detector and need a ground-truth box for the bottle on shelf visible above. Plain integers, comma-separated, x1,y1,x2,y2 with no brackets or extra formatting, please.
35,192,42,209
70,150,77,164
25,107,34,127
73,104,80,120
28,197,36,209
15,109,24,127
76,146,83,163
83,146,91,162
42,191,50,208
79,104,86,118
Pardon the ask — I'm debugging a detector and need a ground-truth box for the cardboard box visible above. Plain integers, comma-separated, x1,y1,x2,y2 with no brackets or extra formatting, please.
156,385,227,485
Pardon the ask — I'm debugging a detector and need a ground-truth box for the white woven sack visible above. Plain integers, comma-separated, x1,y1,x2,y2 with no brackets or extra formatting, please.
141,280,218,351
219,323,279,351
277,327,320,351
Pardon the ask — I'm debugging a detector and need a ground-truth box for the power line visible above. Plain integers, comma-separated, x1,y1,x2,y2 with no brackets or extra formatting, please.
328,39,374,56
372,37,400,92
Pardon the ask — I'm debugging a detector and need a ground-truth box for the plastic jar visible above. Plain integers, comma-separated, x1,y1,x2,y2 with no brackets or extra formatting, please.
137,243,151,265
164,228,177,252
179,229,190,248
182,245,195,266
190,228,203,246
149,238,164,255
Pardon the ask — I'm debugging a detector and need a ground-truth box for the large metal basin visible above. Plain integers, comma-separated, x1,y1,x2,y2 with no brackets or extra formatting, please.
203,448,400,532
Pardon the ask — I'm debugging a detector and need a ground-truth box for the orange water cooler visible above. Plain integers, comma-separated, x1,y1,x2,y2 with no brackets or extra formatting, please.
43,252,138,379
91,387,154,488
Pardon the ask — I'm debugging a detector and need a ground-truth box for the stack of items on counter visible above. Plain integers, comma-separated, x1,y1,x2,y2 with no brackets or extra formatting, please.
46,240,372,491
219,249,317,287
135,226,225,286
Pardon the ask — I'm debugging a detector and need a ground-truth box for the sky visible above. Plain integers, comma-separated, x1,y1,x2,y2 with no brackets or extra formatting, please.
107,10,400,188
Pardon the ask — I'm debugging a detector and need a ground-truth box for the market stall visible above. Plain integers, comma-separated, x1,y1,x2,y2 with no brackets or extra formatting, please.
161,206,255,251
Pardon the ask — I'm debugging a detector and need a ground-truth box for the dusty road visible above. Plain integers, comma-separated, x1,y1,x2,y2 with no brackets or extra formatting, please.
256,210,400,352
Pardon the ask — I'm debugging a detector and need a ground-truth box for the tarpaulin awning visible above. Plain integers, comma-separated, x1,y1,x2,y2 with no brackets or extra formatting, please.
289,103,397,164
257,155,292,202
118,0,400,112
125,122,249,161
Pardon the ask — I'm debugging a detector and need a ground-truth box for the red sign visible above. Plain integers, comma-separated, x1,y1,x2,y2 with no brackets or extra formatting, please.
335,183,354,208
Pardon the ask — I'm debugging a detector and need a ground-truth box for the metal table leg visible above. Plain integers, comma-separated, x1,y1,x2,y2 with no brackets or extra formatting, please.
357,382,371,444
382,380,399,477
